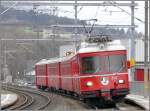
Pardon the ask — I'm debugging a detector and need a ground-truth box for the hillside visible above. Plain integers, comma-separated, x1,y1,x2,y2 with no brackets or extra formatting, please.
0,7,143,80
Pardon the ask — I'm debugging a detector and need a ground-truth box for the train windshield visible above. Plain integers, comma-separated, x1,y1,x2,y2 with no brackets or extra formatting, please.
81,57,100,73
109,55,127,72
81,54,127,74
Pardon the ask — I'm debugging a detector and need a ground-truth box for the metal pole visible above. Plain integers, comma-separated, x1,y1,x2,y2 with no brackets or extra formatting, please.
144,0,148,98
74,0,78,52
4,41,6,67
4,41,6,81
0,0,2,81
130,0,135,81
149,0,150,60
3,41,9,82
149,0,150,64
0,0,1,82
148,0,150,96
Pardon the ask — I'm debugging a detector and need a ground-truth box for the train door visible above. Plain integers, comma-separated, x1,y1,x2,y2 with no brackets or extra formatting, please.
35,65,38,86
72,57,80,93
45,64,48,87
58,62,62,89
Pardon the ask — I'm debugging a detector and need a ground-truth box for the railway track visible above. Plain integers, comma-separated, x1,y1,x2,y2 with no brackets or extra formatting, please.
1,83,145,110
43,88,145,110
115,99,145,110
8,90,34,110
2,84,51,110
34,89,89,110
84,98,145,110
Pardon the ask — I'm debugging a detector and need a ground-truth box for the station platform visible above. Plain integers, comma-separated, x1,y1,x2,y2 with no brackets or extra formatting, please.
126,94,149,110
1,90,18,109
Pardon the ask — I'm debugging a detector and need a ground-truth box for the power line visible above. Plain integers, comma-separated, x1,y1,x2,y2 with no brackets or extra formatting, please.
0,2,18,16
93,6,100,19
110,1,145,23
77,6,83,13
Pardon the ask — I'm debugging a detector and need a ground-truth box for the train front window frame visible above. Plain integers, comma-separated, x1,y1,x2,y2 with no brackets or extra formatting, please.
81,54,127,74
108,54,127,72
81,56,101,74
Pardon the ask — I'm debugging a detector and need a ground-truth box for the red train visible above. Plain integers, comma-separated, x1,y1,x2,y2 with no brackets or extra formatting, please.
35,39,130,101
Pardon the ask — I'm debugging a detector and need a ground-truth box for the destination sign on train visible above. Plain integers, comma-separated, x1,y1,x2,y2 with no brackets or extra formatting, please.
86,36,112,43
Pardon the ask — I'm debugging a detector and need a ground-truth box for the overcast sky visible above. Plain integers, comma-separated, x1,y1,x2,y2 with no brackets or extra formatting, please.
2,1,146,33
57,1,145,33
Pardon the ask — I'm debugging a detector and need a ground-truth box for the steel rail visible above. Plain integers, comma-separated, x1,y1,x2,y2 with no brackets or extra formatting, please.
44,86,145,110
11,91,34,110
2,85,34,110
115,99,146,110
9,92,28,110
17,93,34,110
48,90,94,109
18,88,51,110
2,83,51,110
2,82,145,110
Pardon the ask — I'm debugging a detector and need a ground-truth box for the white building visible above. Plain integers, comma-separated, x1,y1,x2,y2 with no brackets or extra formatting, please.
121,39,149,62
121,38,149,81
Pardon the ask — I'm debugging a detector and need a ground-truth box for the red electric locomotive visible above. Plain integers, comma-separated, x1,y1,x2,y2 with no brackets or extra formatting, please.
35,38,130,101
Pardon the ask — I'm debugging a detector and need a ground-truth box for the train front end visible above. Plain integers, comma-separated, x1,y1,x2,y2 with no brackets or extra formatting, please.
78,39,129,100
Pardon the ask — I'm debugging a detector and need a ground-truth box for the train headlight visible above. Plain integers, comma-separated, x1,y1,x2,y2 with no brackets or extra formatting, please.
118,80,125,84
86,81,93,87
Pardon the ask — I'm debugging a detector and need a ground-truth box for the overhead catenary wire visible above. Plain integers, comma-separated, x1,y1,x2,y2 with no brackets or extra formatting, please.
0,2,18,16
77,6,83,13
82,2,143,30
81,19,97,37
110,1,145,23
93,6,100,19
80,6,100,36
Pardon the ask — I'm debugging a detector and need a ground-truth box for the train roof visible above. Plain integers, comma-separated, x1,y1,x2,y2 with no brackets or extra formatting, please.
35,55,75,65
47,55,74,64
35,40,126,65
77,40,126,53
35,59,48,65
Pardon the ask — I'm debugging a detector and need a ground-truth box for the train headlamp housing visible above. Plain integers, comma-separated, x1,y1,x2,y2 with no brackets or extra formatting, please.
118,80,125,84
86,81,93,87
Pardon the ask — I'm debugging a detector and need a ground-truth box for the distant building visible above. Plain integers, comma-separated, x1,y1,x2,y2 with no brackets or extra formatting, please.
43,29,53,38
121,39,145,62
59,45,76,57
2,64,11,82
25,70,35,84
121,39,149,81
